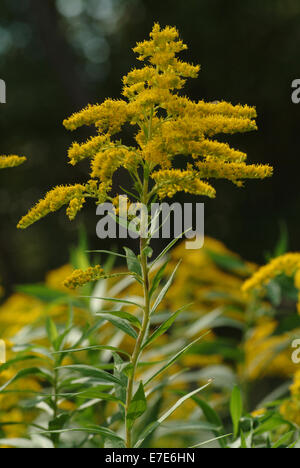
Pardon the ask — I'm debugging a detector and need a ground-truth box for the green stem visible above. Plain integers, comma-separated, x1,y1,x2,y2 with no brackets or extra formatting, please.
53,369,59,419
125,176,151,448
50,366,60,447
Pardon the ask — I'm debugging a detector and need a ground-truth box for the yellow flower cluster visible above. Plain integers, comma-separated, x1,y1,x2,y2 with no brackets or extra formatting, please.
196,160,273,186
91,147,138,181
68,135,108,166
63,265,105,289
152,169,216,199
242,253,300,314
18,23,272,228
17,184,86,229
0,155,26,169
166,237,255,314
66,196,86,221
242,253,300,293
280,370,300,426
192,140,247,163
63,99,129,134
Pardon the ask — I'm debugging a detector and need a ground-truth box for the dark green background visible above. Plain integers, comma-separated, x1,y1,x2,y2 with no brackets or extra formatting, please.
0,0,299,291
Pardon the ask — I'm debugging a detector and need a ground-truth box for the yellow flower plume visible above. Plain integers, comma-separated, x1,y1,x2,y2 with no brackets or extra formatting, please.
18,23,272,229
0,155,26,169
242,253,300,314
63,265,105,290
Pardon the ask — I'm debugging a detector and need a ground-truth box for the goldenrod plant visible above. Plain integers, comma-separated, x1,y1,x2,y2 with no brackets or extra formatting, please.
0,155,26,169
0,153,26,296
11,24,276,448
243,253,300,314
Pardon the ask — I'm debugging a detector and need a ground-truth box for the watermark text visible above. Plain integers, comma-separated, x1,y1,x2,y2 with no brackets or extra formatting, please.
0,79,6,104
96,197,204,249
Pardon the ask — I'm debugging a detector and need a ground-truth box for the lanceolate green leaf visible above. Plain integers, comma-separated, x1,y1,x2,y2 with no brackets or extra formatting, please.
0,368,46,393
113,353,128,410
46,317,59,350
192,396,225,446
230,385,243,438
0,355,40,373
81,296,143,309
190,434,231,448
57,365,123,386
74,319,109,348
70,387,124,404
126,382,147,429
150,229,192,268
53,345,130,358
149,261,168,299
40,425,124,441
145,332,209,386
253,414,288,436
124,247,142,278
240,430,247,448
86,250,127,259
142,304,190,349
95,313,138,339
151,260,181,314
96,310,141,330
135,382,211,447
272,431,294,448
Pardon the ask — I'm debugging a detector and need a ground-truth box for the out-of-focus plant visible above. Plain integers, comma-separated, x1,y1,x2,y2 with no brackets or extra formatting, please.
0,155,26,170
1,233,300,447
280,370,300,427
225,385,299,448
0,152,26,295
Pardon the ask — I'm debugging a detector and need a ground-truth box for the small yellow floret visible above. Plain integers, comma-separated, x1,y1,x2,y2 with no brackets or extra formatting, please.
63,265,105,289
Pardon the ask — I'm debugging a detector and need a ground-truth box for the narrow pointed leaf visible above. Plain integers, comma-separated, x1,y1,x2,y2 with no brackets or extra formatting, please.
230,385,243,438
39,425,124,441
145,332,209,386
46,317,59,350
53,345,130,358
57,364,123,386
124,247,142,278
96,314,138,339
190,434,231,448
96,310,141,329
135,382,211,447
151,261,181,314
72,387,124,404
0,367,45,392
142,304,189,349
81,296,142,308
150,229,192,268
149,261,168,299
86,250,127,259
127,382,147,429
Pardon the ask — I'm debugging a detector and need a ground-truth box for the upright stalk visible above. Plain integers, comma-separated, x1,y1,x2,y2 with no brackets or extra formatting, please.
125,175,151,448
51,364,60,448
